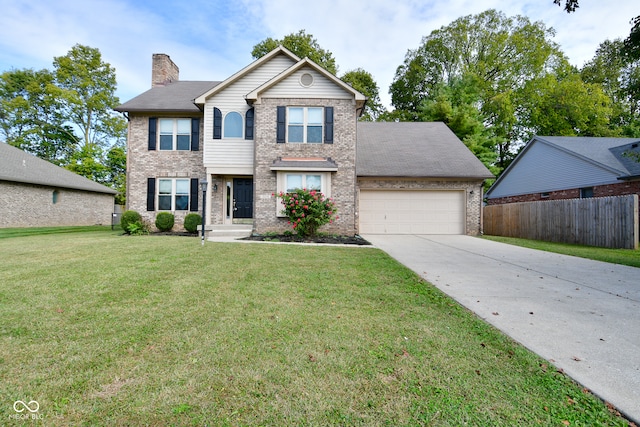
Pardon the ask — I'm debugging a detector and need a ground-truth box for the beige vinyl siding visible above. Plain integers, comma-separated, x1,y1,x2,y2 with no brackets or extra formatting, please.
203,55,296,171
261,69,353,99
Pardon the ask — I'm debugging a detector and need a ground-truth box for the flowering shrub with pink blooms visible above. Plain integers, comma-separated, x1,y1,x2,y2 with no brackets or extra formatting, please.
277,188,338,237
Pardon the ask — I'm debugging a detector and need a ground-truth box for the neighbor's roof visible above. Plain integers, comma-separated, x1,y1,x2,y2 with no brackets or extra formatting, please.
115,81,219,113
356,122,494,179
0,142,117,194
534,136,640,179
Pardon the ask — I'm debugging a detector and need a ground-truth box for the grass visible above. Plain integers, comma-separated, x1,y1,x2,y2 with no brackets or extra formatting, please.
483,235,640,268
0,225,119,239
0,229,632,426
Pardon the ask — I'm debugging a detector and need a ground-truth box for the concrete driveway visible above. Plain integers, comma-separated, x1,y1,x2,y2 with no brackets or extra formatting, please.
363,234,640,424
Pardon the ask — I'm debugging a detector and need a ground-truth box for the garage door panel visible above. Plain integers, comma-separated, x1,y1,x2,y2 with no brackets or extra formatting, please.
359,190,465,235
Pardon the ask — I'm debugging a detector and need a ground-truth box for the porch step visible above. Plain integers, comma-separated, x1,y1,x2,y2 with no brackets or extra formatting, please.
205,224,253,238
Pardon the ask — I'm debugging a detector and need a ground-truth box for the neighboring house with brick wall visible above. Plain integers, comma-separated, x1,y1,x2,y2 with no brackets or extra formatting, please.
116,47,493,236
486,136,640,205
0,142,117,228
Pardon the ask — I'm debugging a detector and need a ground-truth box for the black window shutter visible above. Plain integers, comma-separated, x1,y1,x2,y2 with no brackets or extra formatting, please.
276,106,286,143
245,108,254,140
324,107,334,144
146,178,156,211
213,107,222,139
191,118,200,151
190,178,199,212
148,117,157,150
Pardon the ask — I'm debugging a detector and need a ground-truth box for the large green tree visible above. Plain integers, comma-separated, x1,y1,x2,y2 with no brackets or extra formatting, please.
390,9,566,170
0,44,127,201
581,39,640,136
0,69,77,165
252,30,338,75
340,68,385,121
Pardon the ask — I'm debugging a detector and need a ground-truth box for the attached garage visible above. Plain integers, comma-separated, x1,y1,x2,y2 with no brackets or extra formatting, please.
356,122,494,236
359,190,466,234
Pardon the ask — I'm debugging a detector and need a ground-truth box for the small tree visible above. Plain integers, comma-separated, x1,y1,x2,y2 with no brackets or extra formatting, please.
277,189,338,237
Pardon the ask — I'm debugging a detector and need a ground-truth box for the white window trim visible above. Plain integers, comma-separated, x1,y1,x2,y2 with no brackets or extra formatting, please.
287,107,323,144
223,111,244,139
275,171,331,217
159,118,191,151
158,178,190,211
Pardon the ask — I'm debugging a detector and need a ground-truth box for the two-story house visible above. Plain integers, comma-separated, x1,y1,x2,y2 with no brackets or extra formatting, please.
116,46,493,236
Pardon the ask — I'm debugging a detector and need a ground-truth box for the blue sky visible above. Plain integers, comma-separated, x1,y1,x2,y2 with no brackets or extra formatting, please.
0,0,637,109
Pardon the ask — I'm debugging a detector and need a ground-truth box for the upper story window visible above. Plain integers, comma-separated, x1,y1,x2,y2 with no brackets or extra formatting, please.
159,118,191,150
158,178,190,210
213,107,254,140
277,106,333,144
224,112,243,138
288,107,323,143
148,118,199,151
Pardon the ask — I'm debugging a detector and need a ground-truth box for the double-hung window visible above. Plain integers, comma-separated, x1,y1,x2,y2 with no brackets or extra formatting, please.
288,107,323,143
159,118,191,150
158,178,190,210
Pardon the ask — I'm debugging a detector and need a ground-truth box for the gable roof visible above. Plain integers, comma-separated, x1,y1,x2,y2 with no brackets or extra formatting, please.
356,122,493,179
115,81,219,113
0,143,117,194
486,136,640,198
244,57,367,109
194,46,300,104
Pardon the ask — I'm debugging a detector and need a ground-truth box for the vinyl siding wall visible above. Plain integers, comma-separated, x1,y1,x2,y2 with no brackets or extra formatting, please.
203,55,296,172
488,142,620,199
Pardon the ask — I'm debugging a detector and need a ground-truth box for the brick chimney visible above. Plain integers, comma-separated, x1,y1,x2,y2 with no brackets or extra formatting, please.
151,54,179,87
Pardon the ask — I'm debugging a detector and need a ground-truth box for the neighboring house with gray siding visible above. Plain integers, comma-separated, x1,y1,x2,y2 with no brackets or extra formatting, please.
116,47,493,236
486,136,640,204
0,142,117,228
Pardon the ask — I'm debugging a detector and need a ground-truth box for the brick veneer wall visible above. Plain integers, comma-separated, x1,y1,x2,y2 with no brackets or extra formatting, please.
0,181,114,228
487,180,640,205
253,98,358,235
357,178,486,235
126,114,205,229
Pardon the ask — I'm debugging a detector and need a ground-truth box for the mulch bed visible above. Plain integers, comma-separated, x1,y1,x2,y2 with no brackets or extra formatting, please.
241,234,371,245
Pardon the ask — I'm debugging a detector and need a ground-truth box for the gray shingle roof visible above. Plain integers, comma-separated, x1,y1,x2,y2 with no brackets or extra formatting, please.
356,122,494,179
0,142,117,194
115,81,219,113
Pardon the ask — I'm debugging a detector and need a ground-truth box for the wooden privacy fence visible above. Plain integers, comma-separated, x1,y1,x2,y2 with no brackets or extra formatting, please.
484,195,639,249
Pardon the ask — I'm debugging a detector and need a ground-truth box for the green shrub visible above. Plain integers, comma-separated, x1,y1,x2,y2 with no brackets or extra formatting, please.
155,212,175,232
127,220,150,235
120,210,142,234
184,213,202,234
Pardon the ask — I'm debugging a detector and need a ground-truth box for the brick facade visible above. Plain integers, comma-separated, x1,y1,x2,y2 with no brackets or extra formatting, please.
0,181,114,228
487,180,640,205
357,178,485,235
126,114,205,229
253,98,358,235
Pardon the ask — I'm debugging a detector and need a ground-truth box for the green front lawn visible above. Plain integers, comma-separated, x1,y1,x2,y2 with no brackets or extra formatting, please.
0,229,631,425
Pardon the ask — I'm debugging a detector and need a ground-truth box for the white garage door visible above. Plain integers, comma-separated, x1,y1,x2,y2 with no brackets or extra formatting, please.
359,190,465,234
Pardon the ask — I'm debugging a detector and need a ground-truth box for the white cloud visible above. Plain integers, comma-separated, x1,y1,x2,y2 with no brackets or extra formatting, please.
0,0,637,109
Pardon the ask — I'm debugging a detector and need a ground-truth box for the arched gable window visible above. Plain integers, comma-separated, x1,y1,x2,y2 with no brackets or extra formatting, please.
223,112,243,138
